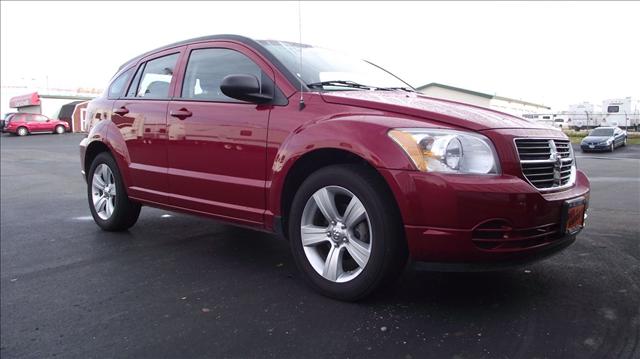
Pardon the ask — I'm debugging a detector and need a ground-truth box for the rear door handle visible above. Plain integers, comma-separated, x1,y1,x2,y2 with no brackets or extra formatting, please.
170,108,193,120
114,107,129,116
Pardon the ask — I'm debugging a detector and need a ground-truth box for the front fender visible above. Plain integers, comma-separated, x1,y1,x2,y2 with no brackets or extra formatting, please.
267,114,431,218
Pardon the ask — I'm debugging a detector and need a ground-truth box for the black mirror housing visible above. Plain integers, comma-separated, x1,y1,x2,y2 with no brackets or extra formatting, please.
220,74,273,104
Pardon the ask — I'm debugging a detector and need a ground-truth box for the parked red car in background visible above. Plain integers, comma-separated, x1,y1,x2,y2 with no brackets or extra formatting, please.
80,35,590,300
3,113,69,136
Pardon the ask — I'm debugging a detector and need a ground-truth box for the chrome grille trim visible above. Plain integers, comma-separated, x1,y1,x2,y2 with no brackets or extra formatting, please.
514,138,576,192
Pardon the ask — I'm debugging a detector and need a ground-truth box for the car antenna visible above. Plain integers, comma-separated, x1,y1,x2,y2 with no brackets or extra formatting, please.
297,0,306,111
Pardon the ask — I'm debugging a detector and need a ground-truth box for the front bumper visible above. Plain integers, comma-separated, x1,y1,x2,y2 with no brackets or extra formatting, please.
581,143,610,151
379,169,590,264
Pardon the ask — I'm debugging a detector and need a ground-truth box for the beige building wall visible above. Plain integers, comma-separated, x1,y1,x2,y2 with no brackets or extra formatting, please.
419,87,492,108
490,97,550,116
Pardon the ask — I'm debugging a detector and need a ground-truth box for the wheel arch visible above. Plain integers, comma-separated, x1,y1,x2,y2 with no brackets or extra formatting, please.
275,147,404,240
83,120,133,189
84,141,112,175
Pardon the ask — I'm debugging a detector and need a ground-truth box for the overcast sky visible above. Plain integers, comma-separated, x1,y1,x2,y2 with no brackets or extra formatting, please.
1,1,638,110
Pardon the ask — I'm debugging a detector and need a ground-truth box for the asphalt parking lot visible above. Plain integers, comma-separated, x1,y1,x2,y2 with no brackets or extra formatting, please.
1,133,639,359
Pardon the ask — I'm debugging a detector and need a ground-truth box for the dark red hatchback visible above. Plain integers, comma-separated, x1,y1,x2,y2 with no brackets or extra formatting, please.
80,35,590,300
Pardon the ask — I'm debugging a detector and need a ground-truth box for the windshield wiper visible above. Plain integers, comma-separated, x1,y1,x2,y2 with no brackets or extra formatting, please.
307,81,416,93
306,80,378,90
377,86,417,93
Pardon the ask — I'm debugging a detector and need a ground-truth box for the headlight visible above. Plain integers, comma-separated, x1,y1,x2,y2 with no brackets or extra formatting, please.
388,128,500,174
606,139,613,145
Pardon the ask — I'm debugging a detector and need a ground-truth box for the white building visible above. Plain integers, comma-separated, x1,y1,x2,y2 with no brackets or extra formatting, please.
415,82,551,117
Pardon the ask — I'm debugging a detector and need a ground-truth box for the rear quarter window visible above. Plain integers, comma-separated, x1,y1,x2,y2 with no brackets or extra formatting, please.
108,68,134,99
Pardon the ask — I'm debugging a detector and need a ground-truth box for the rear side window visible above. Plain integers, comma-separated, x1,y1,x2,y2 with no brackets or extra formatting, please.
134,53,180,99
108,68,133,99
180,48,263,102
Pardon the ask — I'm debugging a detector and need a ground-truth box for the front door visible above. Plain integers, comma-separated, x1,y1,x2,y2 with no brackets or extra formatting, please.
39,115,56,132
167,43,275,225
111,50,183,204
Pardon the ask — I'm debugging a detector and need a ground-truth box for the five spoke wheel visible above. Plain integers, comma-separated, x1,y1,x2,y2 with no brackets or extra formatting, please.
91,163,117,220
300,186,372,283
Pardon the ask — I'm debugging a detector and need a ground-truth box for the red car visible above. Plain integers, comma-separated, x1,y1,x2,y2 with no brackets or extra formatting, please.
4,113,69,136
80,35,590,300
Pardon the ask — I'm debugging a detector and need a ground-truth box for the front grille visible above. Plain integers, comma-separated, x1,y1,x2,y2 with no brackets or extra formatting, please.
472,220,562,251
515,138,575,190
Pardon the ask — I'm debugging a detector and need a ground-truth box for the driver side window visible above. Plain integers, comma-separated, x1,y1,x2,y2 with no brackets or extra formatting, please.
180,48,263,102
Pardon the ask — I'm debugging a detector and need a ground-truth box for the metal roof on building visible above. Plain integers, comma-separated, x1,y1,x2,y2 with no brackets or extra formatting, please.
416,82,550,109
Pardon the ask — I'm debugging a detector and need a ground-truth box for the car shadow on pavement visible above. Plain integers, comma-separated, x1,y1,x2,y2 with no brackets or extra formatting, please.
110,214,552,310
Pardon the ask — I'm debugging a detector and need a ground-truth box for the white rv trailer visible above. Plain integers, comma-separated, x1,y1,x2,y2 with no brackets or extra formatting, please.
552,114,570,129
521,113,555,128
566,102,602,129
602,97,639,129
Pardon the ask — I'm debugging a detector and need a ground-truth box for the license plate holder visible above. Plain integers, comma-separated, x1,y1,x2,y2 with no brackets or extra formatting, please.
589,145,594,148
561,197,586,234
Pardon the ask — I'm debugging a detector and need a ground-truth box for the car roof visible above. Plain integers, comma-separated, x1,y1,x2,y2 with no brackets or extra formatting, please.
118,34,304,90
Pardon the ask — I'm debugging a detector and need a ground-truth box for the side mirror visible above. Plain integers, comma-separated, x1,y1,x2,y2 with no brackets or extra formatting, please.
220,74,272,104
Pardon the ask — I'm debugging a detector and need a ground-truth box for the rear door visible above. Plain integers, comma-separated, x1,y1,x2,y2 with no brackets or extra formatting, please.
166,42,276,225
111,48,184,204
29,114,48,132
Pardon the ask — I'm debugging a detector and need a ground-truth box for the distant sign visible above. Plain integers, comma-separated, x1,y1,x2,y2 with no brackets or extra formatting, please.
9,92,41,108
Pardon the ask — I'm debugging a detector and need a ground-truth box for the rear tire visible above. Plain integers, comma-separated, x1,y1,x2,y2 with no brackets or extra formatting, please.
288,164,407,301
55,125,65,134
88,152,141,231
17,127,28,136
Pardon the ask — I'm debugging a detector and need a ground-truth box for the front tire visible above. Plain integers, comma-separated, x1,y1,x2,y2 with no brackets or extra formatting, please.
288,164,407,301
610,143,615,152
88,152,141,231
55,125,65,134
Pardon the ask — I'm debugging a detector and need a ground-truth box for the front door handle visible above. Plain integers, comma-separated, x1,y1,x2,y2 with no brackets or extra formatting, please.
114,107,129,116
170,108,192,120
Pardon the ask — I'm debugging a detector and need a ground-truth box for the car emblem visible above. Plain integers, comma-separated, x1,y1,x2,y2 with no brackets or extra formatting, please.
549,140,562,186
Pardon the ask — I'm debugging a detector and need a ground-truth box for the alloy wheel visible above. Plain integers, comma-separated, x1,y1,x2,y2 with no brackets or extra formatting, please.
300,185,372,283
56,126,65,134
91,164,117,220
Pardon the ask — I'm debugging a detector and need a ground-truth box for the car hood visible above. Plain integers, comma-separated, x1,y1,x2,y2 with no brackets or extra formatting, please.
320,91,548,131
582,136,611,142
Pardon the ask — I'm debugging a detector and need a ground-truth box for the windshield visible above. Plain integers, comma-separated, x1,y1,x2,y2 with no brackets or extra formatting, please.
589,128,614,136
258,40,411,90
